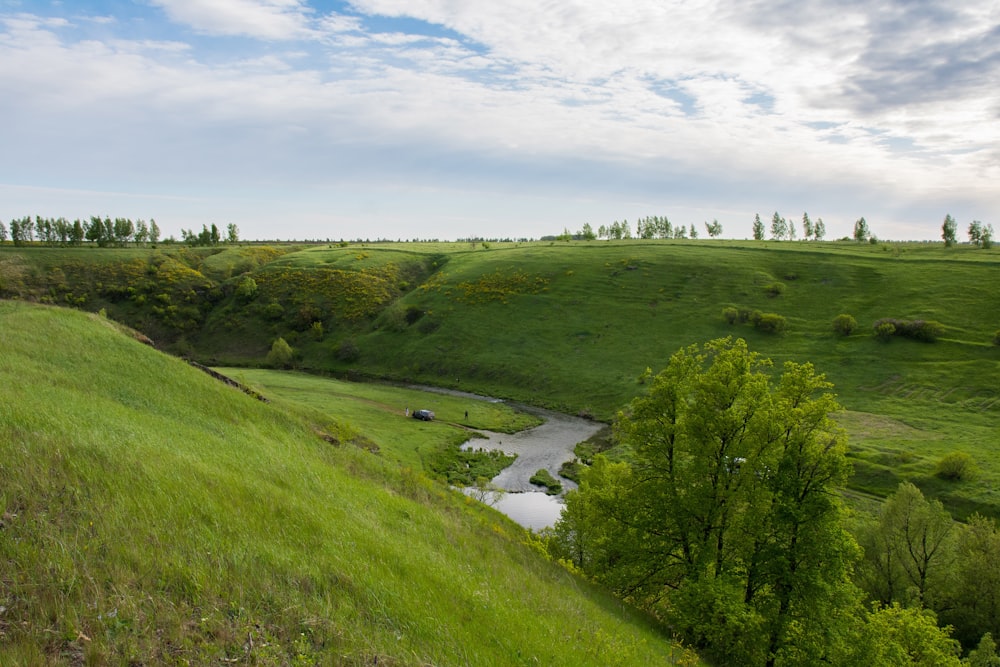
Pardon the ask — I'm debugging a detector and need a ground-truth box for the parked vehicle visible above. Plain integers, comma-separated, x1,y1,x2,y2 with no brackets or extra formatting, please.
412,409,435,421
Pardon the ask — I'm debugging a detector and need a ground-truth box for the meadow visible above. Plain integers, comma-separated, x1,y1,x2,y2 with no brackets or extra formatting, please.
2,238,997,520
0,301,698,665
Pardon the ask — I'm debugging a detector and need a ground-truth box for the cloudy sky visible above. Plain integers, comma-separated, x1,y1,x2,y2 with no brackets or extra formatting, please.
1,1,997,241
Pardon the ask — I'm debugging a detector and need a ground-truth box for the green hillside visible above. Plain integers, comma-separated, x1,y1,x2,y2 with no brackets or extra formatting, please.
0,302,695,665
2,239,998,518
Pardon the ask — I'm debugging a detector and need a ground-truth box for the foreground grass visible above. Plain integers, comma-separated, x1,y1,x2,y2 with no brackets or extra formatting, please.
0,302,697,665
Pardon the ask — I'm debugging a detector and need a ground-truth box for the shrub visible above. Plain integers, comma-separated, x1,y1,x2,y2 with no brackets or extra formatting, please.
872,318,944,343
309,320,324,341
994,330,1000,346
335,339,360,363
764,282,785,297
722,307,739,325
266,337,294,368
833,313,858,336
737,307,754,324
874,320,896,341
263,300,285,320
753,312,787,334
936,451,977,481
235,275,258,302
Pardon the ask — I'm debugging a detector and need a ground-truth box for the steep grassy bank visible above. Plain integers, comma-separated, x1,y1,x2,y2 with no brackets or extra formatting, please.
0,302,695,665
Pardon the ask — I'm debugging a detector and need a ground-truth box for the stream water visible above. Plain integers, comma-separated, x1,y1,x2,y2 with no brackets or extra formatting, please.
407,385,604,530
459,402,603,530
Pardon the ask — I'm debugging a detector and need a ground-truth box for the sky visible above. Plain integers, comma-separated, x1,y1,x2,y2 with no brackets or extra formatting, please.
1,0,997,242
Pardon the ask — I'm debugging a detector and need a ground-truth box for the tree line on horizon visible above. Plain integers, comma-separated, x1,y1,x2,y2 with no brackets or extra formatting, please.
0,216,240,248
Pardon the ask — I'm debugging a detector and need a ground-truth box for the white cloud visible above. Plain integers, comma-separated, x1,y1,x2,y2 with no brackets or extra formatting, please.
149,0,314,39
0,1,997,240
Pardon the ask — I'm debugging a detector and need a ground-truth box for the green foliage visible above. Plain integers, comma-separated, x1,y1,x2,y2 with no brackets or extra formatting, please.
993,329,1000,346
872,318,945,343
721,306,738,324
936,451,977,481
235,275,258,301
856,482,954,610
942,214,958,247
554,338,857,664
857,604,962,666
764,281,785,297
266,337,295,368
309,320,324,341
967,633,1000,667
752,311,787,333
529,468,563,495
334,338,360,363
833,313,858,336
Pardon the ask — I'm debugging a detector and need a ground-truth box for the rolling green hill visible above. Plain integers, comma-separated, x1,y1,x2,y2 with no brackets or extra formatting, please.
2,239,998,518
0,302,696,665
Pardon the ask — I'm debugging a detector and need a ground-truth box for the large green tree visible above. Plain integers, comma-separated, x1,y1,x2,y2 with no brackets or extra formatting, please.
554,338,859,665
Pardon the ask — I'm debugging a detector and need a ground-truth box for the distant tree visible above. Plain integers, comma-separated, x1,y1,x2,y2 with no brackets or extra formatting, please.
210,223,221,245
770,212,787,240
656,216,673,239
752,213,765,240
226,223,239,244
0,221,7,244
688,224,698,239
622,220,632,239
597,224,608,239
853,217,870,243
705,219,723,238
674,225,687,239
802,212,813,240
969,220,984,246
149,219,161,244
983,224,994,249
942,214,958,247
580,222,596,241
813,217,826,241
134,219,149,245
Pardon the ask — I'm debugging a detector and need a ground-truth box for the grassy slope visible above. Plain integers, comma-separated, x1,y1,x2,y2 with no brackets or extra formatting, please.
311,240,999,516
0,302,694,665
2,240,998,517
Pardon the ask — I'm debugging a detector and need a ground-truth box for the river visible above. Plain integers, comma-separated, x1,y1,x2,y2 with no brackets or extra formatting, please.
407,385,604,530
459,402,603,530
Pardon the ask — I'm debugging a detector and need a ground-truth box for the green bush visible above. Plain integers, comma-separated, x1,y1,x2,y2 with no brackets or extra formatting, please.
722,307,738,325
335,339,360,363
235,275,258,302
994,330,1000,346
833,314,858,336
753,312,787,334
936,451,977,481
764,282,785,297
872,318,944,343
874,320,896,341
266,337,295,368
